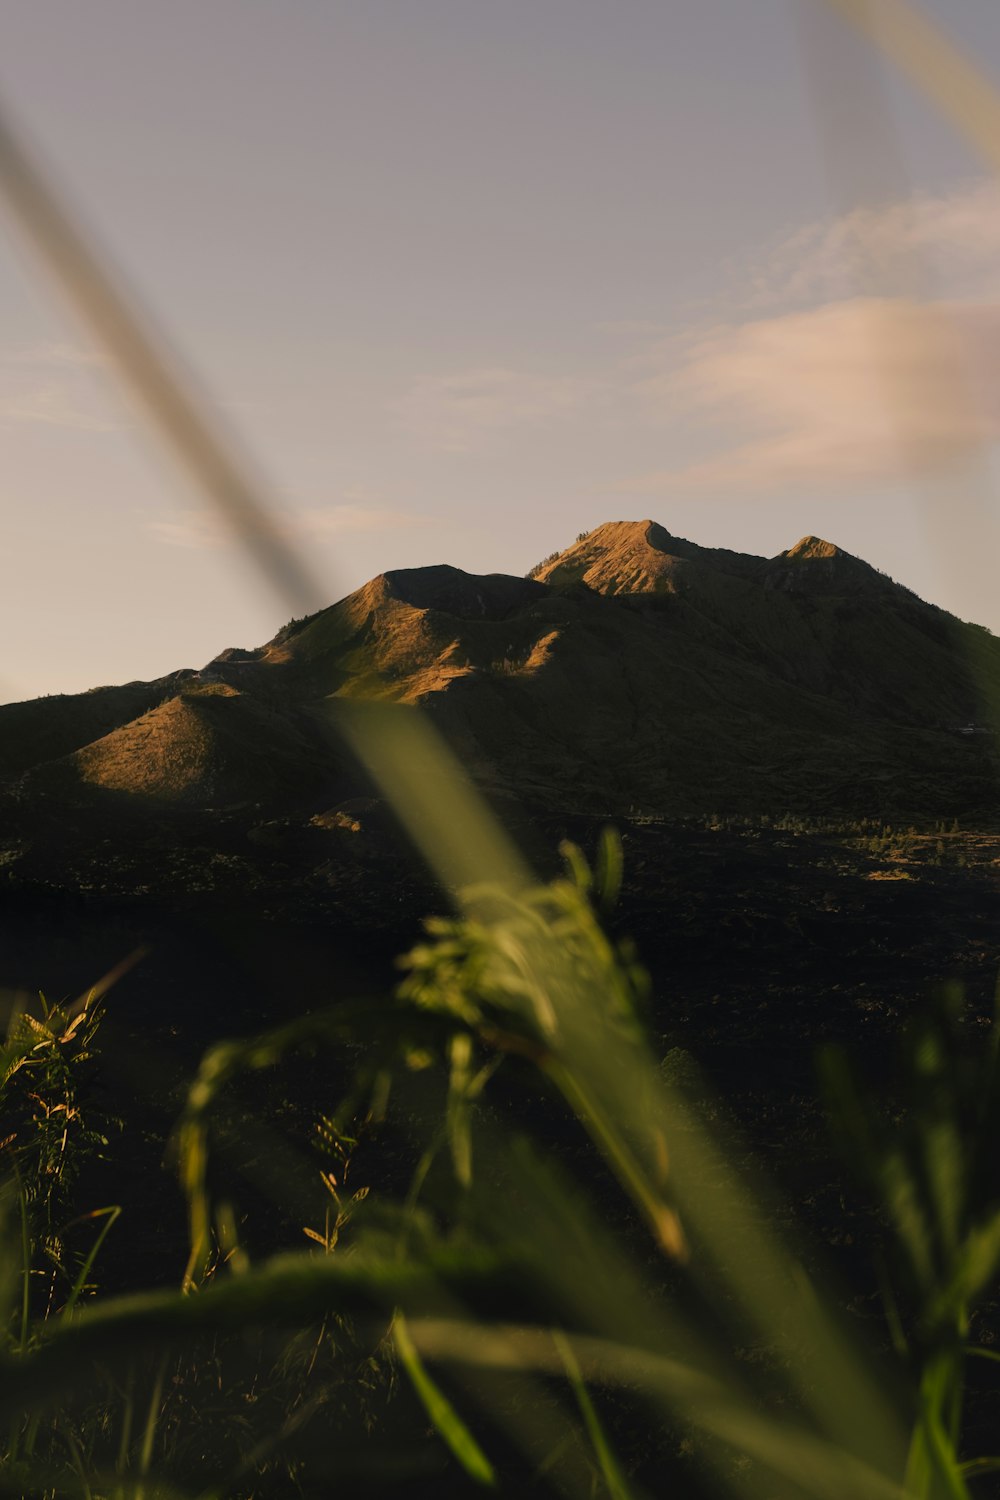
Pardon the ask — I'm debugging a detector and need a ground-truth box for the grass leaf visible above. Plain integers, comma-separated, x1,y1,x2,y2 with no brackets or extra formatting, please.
393,1310,496,1487
553,1328,636,1500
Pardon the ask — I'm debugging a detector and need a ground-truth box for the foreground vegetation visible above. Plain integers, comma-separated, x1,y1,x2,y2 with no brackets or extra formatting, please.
0,833,998,1498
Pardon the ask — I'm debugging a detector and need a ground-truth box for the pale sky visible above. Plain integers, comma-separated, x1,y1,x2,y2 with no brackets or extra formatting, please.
2,0,1000,703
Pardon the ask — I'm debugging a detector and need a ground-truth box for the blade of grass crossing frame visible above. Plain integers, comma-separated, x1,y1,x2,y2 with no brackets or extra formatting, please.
393,1311,496,1487
404,1319,912,1500
959,1457,1000,1480
63,1206,121,1317
824,0,1000,176
0,105,327,615
552,1330,637,1500
332,700,530,900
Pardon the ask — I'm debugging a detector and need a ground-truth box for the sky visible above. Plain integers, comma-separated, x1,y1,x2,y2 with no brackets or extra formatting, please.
3,0,1000,702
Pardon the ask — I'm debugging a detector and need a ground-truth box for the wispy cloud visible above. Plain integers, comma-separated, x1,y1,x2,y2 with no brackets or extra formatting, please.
149,500,433,550
148,509,229,550
626,179,1000,495
396,366,598,452
292,502,435,537
632,297,1000,494
747,177,1000,308
9,341,107,370
0,383,117,433
0,341,117,432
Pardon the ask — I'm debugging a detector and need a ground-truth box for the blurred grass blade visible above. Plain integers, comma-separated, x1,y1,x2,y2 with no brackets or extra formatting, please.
825,0,1000,175
332,701,530,900
0,1248,515,1417
593,825,624,914
0,102,327,615
400,855,908,1478
446,1033,475,1188
965,1347,1000,1366
62,1205,121,1317
544,1058,685,1259
393,1311,496,1487
406,1319,910,1500
66,948,147,1023
552,1329,636,1500
959,1457,1000,1479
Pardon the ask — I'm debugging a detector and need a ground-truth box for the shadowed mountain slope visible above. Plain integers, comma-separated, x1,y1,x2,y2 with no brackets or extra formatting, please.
0,671,195,781
5,521,1000,820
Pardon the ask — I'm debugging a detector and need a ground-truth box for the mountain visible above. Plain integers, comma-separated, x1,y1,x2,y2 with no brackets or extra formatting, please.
4,520,1000,836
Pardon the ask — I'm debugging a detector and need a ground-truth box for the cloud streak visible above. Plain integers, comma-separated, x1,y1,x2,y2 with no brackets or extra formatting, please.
396,366,598,452
633,296,1000,494
0,341,117,432
149,502,434,550
387,182,1000,496
629,179,1000,495
10,341,107,370
0,382,117,432
748,177,1000,308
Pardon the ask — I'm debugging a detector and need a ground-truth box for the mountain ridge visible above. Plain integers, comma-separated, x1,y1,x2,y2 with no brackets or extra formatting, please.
3,520,999,823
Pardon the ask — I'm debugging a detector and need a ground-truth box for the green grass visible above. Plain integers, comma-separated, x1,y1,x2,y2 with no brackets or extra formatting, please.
2,837,1000,1497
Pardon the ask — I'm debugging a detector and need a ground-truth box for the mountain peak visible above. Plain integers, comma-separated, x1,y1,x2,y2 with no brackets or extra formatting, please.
767,534,896,598
586,518,662,546
783,536,843,561
533,519,686,596
533,518,765,596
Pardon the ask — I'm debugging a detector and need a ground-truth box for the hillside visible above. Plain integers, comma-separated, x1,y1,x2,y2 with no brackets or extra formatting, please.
4,520,1000,832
